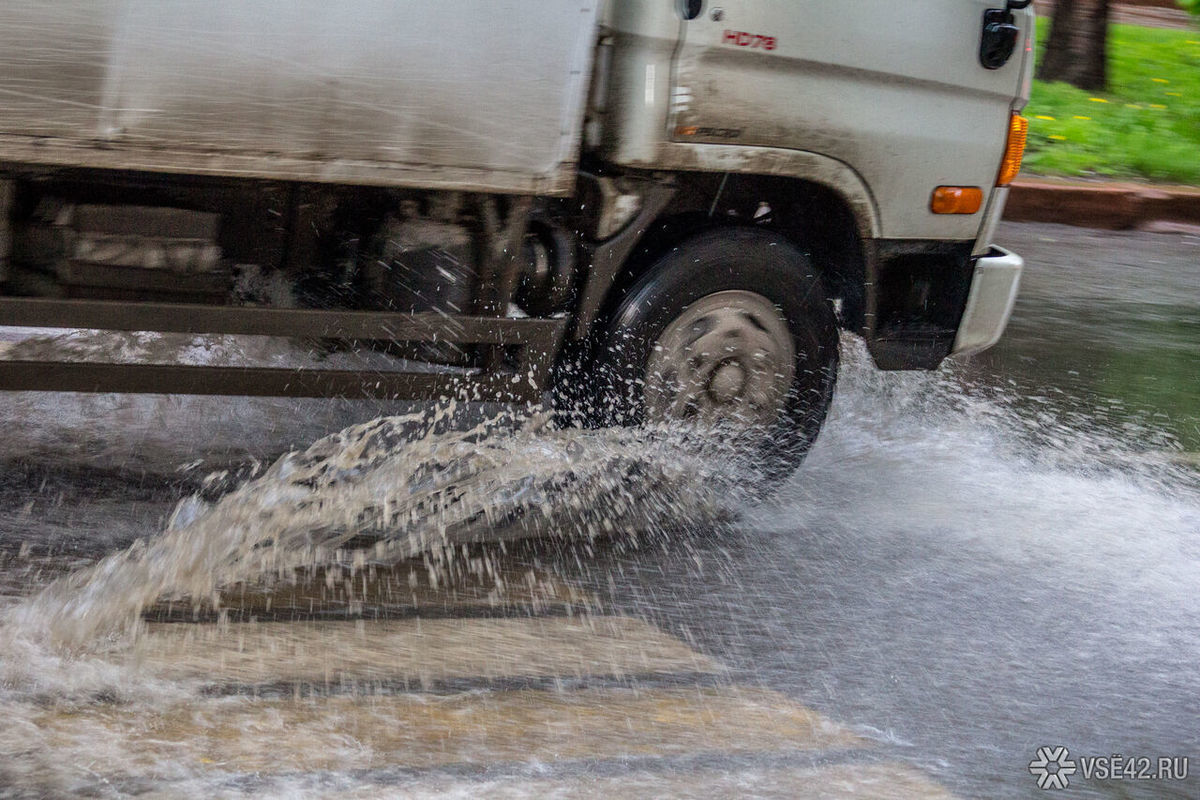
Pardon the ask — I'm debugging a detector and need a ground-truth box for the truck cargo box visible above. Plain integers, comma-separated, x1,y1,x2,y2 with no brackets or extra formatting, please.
0,1,599,195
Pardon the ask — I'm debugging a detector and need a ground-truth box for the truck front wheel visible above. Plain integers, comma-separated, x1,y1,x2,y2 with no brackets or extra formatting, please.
589,228,839,481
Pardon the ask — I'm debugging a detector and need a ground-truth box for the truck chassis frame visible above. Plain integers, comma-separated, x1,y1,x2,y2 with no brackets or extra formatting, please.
0,297,564,402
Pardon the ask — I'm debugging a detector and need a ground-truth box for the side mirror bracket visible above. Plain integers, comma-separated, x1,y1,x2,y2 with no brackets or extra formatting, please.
980,1,1030,70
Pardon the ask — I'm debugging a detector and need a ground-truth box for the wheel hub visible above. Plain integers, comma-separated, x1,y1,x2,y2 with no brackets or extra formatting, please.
645,290,795,426
706,360,747,405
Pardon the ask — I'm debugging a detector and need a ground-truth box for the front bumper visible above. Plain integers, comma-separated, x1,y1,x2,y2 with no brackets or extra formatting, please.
952,245,1023,356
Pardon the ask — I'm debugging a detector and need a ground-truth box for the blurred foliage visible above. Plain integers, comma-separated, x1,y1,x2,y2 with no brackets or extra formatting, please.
1024,19,1200,183
1178,0,1199,16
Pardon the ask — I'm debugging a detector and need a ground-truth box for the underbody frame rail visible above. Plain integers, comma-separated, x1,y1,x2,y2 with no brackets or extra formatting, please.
0,298,565,402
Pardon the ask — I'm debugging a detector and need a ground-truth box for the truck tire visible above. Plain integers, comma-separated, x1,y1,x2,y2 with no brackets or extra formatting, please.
589,227,839,482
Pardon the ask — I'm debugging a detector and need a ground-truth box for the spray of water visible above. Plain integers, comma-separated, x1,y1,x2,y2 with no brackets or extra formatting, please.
2,404,751,655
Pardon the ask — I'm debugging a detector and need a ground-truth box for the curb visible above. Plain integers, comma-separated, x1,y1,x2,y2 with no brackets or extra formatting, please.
1004,179,1200,231
1108,0,1185,9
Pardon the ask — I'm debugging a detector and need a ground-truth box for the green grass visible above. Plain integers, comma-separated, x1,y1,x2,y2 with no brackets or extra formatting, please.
1024,19,1200,184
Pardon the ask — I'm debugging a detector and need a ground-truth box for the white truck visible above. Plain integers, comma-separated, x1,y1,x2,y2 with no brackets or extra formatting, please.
0,0,1034,475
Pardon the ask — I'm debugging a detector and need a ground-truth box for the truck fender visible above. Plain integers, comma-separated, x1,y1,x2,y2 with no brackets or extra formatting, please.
645,142,880,239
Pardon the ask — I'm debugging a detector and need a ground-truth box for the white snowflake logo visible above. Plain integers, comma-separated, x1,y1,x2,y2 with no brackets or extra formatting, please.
1029,746,1077,790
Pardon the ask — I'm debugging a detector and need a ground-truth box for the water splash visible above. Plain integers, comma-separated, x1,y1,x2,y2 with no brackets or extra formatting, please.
3,405,747,653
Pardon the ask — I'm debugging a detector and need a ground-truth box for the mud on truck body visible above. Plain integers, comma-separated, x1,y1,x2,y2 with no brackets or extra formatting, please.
0,0,1034,476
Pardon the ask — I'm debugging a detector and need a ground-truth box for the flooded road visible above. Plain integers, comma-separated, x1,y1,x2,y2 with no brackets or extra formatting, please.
0,221,1198,798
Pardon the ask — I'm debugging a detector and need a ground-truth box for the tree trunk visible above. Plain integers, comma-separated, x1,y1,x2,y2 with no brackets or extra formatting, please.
1036,0,1110,92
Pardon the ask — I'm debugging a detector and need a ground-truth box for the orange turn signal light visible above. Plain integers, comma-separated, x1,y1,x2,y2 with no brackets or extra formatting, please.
930,186,983,215
998,112,1029,186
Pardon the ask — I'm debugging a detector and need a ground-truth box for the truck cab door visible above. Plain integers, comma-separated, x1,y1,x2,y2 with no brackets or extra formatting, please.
668,0,1033,240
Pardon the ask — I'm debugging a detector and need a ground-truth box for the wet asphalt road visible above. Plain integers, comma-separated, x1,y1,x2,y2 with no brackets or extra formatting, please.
0,221,1198,798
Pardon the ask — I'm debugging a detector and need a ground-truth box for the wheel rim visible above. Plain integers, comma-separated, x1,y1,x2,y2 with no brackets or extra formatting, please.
644,290,795,426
